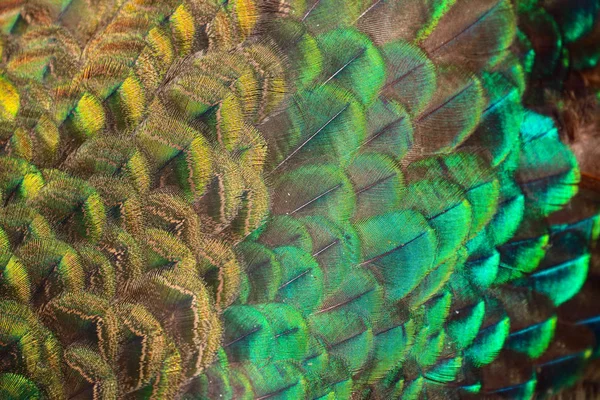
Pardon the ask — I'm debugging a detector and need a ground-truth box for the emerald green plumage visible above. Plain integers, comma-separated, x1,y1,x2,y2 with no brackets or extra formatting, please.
0,0,599,399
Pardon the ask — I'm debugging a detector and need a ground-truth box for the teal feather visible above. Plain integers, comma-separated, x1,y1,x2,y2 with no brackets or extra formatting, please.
447,300,486,350
465,249,500,289
347,153,404,220
317,28,386,106
466,315,510,367
408,250,463,307
301,216,360,292
506,316,557,358
516,111,580,217
274,246,323,315
463,69,524,167
356,210,438,302
403,178,472,263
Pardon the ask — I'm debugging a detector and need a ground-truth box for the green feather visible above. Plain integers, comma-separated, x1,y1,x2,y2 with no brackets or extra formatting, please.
318,28,386,106
222,305,275,363
256,303,310,361
0,374,41,400
347,153,405,220
447,300,486,350
275,246,323,315
355,210,438,302
403,178,472,263
515,254,590,306
236,242,282,303
516,111,580,216
241,361,307,399
466,316,510,367
463,70,524,167
300,216,360,292
366,318,415,383
381,40,437,115
274,85,366,169
507,316,557,359
362,99,414,161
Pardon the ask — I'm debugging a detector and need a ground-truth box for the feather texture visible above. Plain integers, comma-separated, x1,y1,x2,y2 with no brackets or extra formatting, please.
0,0,599,399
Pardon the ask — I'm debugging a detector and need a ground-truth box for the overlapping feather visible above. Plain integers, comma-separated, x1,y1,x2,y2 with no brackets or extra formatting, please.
0,0,598,399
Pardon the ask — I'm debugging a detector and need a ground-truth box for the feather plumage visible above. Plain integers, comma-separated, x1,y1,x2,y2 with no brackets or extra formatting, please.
0,0,599,399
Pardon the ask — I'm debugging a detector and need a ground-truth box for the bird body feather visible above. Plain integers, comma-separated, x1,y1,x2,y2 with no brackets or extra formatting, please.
0,0,599,399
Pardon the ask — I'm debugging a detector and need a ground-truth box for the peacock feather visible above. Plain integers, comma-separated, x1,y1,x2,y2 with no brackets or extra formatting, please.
0,0,599,399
